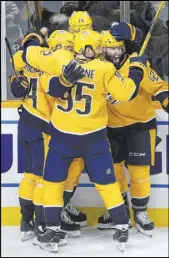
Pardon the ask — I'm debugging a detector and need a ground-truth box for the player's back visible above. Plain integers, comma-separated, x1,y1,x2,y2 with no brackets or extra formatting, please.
23,65,55,123
13,49,55,124
51,58,117,135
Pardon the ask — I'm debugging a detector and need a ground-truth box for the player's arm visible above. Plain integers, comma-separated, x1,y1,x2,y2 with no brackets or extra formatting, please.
21,30,74,74
42,61,85,98
141,64,169,113
9,48,29,98
105,53,147,101
21,29,55,73
12,47,25,71
9,72,30,98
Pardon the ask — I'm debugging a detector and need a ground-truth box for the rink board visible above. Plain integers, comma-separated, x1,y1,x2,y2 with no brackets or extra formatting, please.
1,101,169,226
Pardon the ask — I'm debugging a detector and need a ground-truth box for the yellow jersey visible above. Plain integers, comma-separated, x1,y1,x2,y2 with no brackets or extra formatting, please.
23,46,74,74
107,57,168,128
45,58,139,135
13,50,55,124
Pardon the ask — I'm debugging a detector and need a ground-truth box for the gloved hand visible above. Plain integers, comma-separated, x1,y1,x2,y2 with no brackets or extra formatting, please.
129,52,147,77
59,60,85,87
9,74,30,89
110,22,136,41
22,27,48,48
18,75,30,89
9,74,30,98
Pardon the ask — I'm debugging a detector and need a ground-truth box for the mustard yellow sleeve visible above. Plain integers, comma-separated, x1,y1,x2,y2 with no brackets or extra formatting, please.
12,50,25,71
141,64,169,96
40,73,52,93
23,47,74,74
105,68,137,101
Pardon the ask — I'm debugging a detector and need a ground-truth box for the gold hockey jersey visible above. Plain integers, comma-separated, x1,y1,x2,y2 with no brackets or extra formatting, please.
107,58,169,128
47,58,139,135
22,45,141,134
13,49,55,123
23,46,74,74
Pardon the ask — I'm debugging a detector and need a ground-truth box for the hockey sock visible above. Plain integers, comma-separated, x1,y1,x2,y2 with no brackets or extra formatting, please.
43,180,65,226
128,165,150,211
95,182,128,224
18,172,41,221
32,178,44,225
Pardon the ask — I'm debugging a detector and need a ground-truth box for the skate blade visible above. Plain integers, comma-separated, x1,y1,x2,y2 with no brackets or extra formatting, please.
60,229,81,238
32,236,39,246
136,224,153,237
58,238,68,247
39,242,58,253
116,242,125,253
128,220,133,228
97,223,115,230
33,237,67,248
21,231,34,241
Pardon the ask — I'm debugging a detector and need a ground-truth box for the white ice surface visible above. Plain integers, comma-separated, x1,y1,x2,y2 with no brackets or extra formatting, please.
1,226,168,257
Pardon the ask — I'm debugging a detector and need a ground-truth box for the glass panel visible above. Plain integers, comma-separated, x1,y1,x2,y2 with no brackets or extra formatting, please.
130,1,168,81
5,1,34,100
120,1,130,23
4,1,66,100
3,1,168,100
1,1,7,101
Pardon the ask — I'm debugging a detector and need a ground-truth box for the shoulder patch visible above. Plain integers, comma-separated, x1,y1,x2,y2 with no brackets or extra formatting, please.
148,70,159,82
42,51,52,56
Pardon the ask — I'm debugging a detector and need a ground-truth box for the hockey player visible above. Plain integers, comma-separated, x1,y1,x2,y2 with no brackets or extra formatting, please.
97,25,169,236
9,30,85,243
58,11,109,224
67,10,111,34
21,29,147,252
57,8,111,32
68,11,93,34
22,23,93,228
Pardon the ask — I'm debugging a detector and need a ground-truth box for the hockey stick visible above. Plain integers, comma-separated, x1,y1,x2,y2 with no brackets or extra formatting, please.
139,1,166,56
5,37,20,85
5,37,31,99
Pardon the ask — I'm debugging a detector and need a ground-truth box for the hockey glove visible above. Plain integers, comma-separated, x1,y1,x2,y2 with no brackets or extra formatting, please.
22,27,48,48
59,60,85,87
9,74,30,98
129,52,147,79
110,22,136,41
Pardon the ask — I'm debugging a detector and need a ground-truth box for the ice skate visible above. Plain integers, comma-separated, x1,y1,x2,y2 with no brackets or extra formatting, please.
134,211,154,237
65,203,87,227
